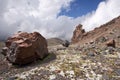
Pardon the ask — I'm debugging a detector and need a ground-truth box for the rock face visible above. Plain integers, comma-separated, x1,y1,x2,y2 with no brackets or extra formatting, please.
2,32,48,65
71,16,120,47
71,24,85,43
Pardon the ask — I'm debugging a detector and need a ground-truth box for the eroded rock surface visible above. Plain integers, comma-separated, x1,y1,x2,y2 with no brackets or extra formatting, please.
71,24,85,43
1,32,48,65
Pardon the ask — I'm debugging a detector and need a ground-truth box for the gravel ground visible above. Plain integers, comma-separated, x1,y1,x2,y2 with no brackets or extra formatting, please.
0,45,120,80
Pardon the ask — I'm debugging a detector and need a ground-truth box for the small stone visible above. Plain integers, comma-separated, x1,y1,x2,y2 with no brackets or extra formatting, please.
117,35,120,38
59,71,65,77
49,74,56,80
66,70,75,77
105,47,115,54
105,39,115,48
50,66,58,72
96,74,102,80
115,60,120,66
8,76,18,80
88,52,95,56
102,74,109,80
102,51,108,55
54,70,60,73
117,52,120,58
115,69,120,76
62,40,70,47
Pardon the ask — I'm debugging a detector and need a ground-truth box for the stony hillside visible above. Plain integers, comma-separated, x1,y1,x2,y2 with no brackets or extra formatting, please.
71,16,120,47
0,16,120,80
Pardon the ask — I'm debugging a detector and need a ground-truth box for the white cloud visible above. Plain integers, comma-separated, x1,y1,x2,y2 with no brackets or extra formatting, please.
82,0,120,31
0,0,120,40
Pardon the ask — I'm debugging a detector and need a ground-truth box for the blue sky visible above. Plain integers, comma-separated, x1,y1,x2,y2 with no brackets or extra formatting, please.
59,0,105,18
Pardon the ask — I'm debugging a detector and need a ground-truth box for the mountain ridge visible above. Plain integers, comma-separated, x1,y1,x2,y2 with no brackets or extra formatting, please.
71,15,120,47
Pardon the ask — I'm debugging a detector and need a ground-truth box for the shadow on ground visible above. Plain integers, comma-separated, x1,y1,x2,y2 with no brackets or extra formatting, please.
0,52,56,75
15,52,57,68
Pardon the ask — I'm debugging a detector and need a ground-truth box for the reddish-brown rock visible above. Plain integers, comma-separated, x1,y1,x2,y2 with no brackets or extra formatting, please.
106,39,116,48
71,24,85,43
2,32,48,65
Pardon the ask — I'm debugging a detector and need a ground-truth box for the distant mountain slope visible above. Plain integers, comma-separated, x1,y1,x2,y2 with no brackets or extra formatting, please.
71,16,120,47
47,38,64,46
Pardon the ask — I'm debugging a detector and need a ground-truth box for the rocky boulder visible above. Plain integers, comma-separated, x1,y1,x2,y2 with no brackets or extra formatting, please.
71,24,85,43
62,40,70,47
106,39,116,48
1,32,48,65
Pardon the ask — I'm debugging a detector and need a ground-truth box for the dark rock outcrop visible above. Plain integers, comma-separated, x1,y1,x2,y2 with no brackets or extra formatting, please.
106,39,116,48
62,40,70,47
1,32,48,65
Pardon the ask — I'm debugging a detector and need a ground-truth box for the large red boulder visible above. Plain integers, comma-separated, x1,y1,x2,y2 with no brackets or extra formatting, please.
1,32,48,65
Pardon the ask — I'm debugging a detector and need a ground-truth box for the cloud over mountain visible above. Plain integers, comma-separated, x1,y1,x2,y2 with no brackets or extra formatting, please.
0,0,120,40
82,0,120,31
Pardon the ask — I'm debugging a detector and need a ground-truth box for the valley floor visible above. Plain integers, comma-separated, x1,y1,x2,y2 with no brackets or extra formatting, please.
0,45,120,80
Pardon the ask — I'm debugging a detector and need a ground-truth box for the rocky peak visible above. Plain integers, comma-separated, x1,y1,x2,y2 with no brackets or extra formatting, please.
71,24,85,43
71,15,120,47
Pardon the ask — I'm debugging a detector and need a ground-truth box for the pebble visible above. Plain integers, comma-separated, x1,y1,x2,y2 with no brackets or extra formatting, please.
59,71,65,77
115,69,120,76
88,52,95,56
49,74,56,80
8,76,18,80
117,52,120,58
